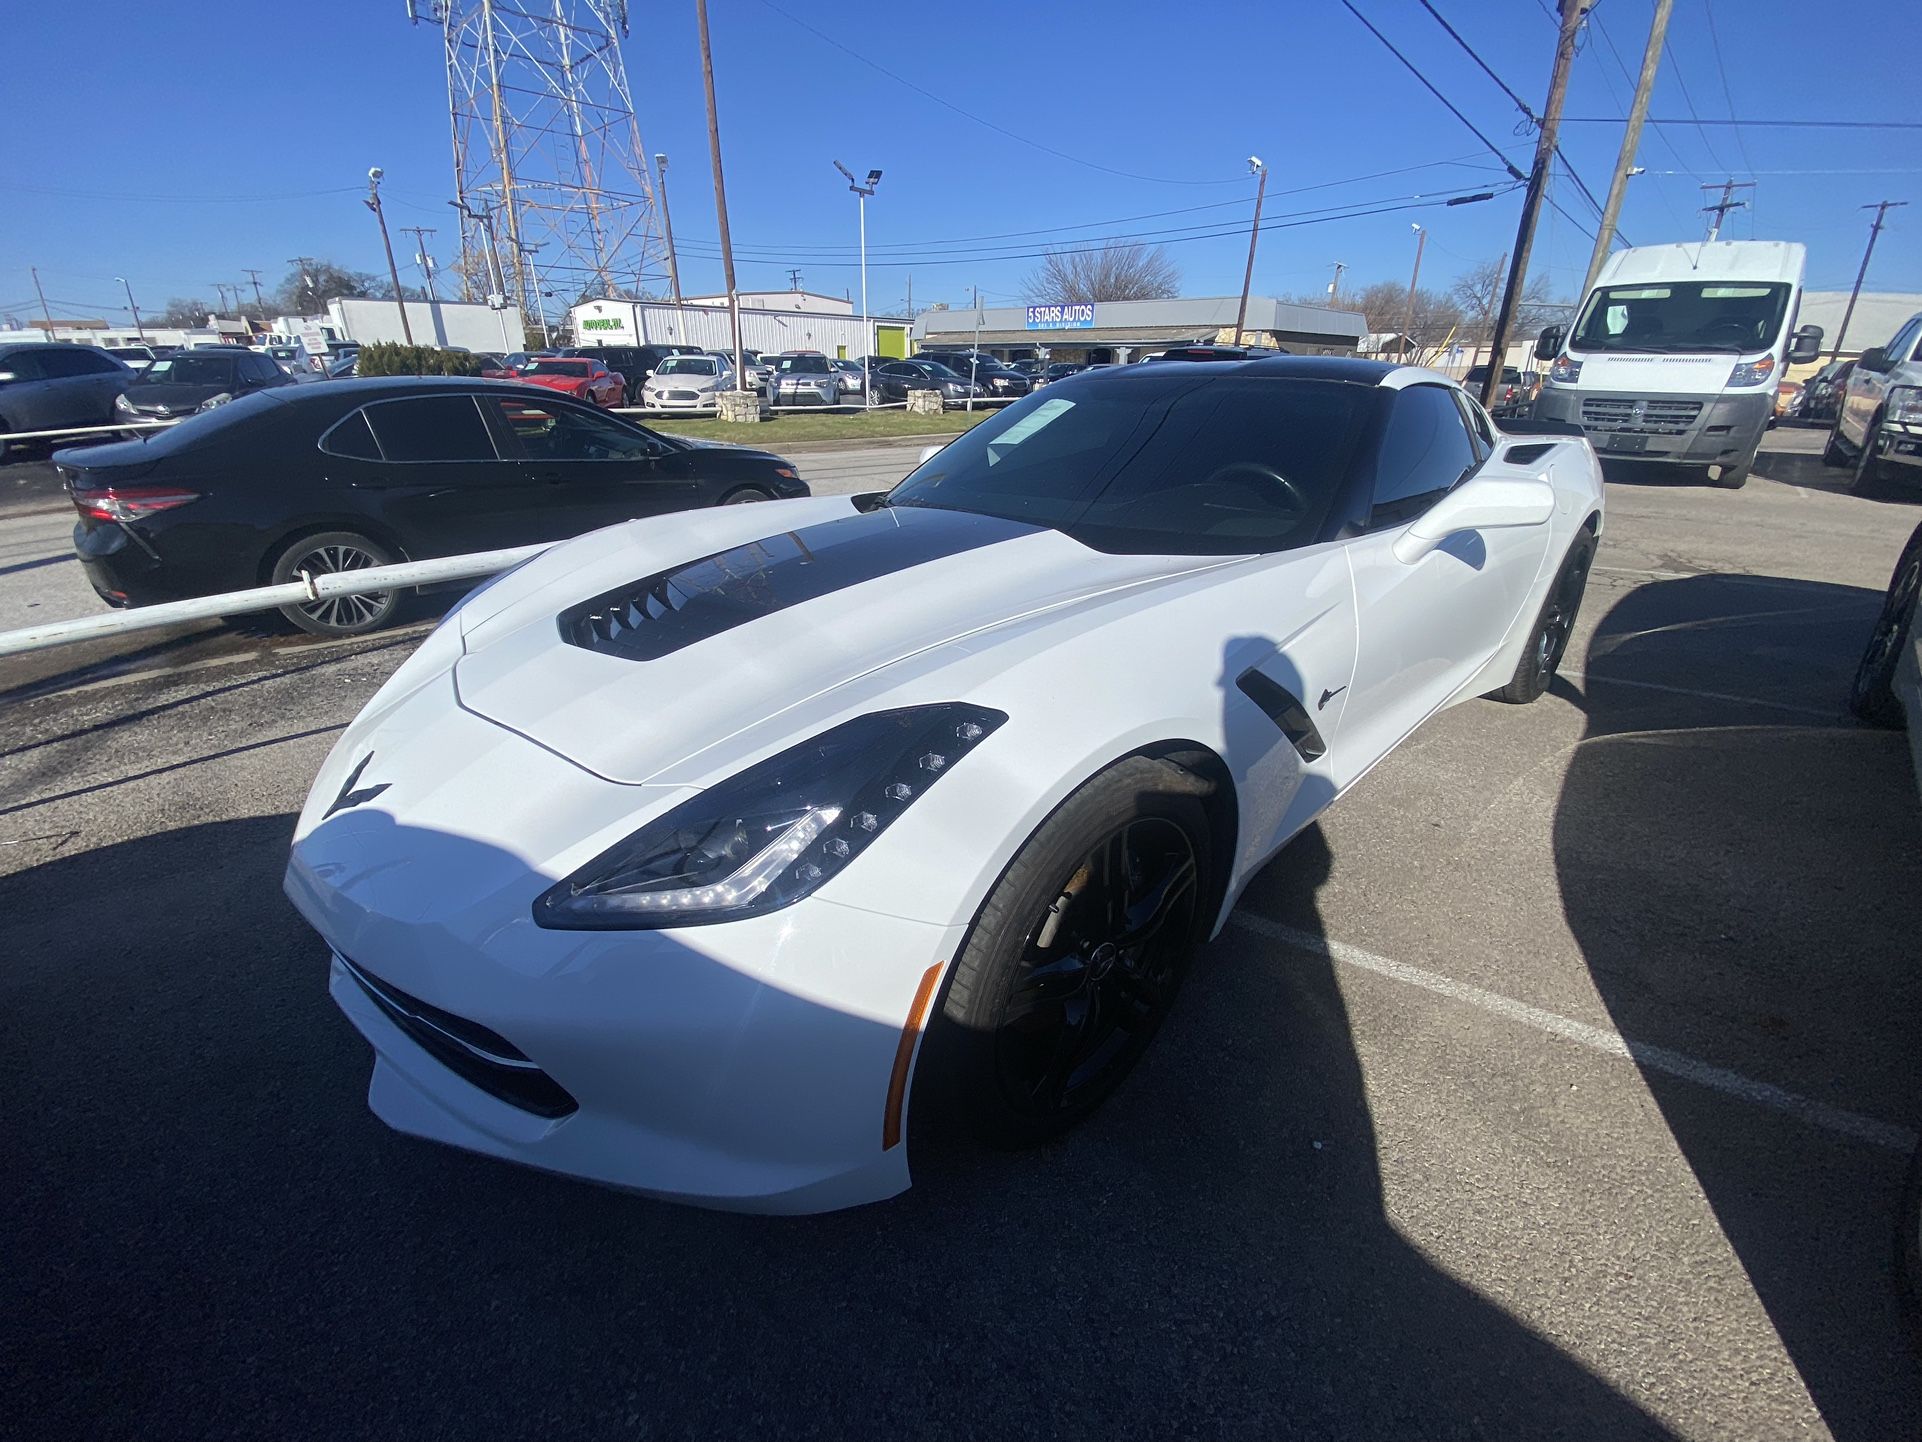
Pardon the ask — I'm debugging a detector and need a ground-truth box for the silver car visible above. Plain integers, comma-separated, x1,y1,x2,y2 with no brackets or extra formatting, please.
767,352,842,407
0,343,133,461
831,357,867,397
643,353,736,410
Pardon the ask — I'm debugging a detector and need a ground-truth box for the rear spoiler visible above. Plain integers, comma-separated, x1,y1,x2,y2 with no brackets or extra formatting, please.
1496,416,1586,438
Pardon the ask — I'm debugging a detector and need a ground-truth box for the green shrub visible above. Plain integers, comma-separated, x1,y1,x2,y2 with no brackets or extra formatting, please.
355,341,484,378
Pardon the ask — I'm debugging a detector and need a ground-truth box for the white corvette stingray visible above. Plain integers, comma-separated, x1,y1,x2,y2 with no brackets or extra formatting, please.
286,358,1604,1213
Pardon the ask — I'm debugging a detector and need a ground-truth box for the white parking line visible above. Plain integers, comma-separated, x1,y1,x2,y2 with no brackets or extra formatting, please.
1556,669,1843,717
1229,913,1917,1154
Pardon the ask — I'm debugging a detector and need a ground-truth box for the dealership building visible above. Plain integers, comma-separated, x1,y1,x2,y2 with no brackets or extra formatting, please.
568,291,911,359
913,295,1370,364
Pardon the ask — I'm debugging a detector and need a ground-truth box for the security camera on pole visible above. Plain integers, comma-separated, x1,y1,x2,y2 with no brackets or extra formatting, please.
835,162,882,406
365,166,414,346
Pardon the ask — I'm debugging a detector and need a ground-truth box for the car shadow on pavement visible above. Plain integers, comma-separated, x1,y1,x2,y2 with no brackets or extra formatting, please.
1552,574,1922,1440
2,794,1673,1439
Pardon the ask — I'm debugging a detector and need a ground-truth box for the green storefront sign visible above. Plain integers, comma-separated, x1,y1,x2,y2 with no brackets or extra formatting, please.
580,316,626,332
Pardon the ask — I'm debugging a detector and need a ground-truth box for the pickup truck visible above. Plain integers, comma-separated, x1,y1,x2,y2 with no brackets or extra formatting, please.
1823,310,1922,495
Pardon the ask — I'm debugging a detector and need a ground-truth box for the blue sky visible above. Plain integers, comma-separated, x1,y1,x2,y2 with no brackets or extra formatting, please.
4,0,1918,327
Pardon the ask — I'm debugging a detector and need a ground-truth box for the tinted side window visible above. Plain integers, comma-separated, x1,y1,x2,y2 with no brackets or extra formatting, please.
364,396,496,462
2,351,50,381
40,349,106,379
484,396,662,461
320,409,382,460
1452,390,1495,460
1370,385,1478,527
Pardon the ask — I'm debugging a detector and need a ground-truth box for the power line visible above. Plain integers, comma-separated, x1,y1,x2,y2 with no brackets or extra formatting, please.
9,183,366,204
1660,34,1729,172
1560,115,1922,131
1336,0,1527,182
1699,0,1758,199
752,0,1245,186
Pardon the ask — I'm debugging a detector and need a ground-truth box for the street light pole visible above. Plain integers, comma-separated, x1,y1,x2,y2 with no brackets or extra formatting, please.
116,277,146,342
1402,224,1426,365
518,242,553,349
1232,156,1267,346
654,153,684,306
835,161,882,405
365,167,415,345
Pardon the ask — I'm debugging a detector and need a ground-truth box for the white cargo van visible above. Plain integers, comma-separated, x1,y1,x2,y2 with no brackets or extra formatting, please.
1531,240,1824,488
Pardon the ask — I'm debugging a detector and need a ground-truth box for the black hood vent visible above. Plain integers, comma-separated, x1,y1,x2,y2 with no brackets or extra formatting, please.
559,505,1039,662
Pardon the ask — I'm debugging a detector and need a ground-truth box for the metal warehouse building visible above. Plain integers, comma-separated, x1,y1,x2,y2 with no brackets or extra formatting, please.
914,295,1370,364
568,291,911,359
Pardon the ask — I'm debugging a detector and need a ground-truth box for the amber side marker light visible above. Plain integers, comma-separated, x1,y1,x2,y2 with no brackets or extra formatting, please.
883,962,945,1151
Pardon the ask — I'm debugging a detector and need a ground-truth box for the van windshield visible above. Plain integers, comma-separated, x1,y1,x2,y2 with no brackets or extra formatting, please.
1571,281,1791,355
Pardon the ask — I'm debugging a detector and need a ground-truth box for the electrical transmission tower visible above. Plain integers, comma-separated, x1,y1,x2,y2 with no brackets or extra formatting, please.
406,0,670,315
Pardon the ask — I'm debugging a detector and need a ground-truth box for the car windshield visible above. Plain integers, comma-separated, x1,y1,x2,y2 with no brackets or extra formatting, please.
918,361,961,380
884,375,1365,556
137,355,240,385
1571,281,1792,354
657,357,720,376
774,355,830,374
523,359,590,376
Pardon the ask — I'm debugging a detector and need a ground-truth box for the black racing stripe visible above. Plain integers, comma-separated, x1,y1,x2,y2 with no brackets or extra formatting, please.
559,505,1041,662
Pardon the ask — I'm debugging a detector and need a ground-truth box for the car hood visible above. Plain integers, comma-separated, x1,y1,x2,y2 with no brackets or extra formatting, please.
122,382,229,411
451,496,1229,785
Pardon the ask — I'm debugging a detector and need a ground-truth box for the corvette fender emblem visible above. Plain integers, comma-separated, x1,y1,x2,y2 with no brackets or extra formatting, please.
324,753,391,819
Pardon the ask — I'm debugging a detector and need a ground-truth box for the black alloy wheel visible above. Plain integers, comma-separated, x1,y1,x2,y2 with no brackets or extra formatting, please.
1850,533,1922,727
1493,533,1595,704
991,816,1200,1123
271,531,399,637
1851,415,1895,496
719,485,774,505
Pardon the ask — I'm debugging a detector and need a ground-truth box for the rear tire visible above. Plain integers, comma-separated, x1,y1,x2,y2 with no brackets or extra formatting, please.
1822,422,1852,468
928,757,1212,1149
1491,532,1596,705
1849,528,1921,727
270,530,400,637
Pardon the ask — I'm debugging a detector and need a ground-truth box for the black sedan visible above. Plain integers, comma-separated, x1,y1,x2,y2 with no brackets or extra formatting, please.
869,359,986,404
58,377,808,636
114,348,297,422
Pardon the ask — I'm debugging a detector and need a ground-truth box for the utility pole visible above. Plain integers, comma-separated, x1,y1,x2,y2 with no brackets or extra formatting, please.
1402,223,1427,364
1700,179,1754,241
1583,0,1670,295
116,277,146,342
1233,156,1268,346
1831,200,1908,362
695,0,745,392
365,167,415,345
1482,0,1584,409
31,266,54,337
970,285,982,413
210,283,234,316
517,241,552,348
288,257,318,315
1328,261,1347,310
654,154,684,305
243,268,269,316
402,228,439,302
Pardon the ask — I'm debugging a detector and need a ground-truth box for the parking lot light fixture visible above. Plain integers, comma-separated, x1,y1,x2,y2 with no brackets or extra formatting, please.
835,161,881,405
1233,156,1267,346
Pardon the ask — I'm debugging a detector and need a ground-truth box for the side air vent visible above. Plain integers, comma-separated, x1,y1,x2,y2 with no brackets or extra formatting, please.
1501,442,1556,466
1237,668,1327,761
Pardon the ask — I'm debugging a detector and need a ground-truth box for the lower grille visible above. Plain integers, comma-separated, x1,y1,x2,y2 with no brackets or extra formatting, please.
339,955,578,1118
667,390,701,402
1581,396,1703,435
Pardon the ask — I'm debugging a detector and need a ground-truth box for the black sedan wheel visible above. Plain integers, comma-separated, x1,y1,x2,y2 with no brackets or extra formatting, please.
271,530,399,637
1492,532,1595,704
719,485,774,505
932,757,1211,1148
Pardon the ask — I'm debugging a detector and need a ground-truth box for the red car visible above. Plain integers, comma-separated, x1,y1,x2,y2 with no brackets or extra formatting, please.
515,356,626,408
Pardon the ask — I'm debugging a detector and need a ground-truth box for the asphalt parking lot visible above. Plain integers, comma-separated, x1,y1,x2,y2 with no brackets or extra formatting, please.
3,428,1919,1440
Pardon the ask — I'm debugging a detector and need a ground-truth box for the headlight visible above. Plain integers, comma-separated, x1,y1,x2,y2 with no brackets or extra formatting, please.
1548,354,1582,384
198,392,235,411
1726,355,1776,387
1890,386,1922,425
534,703,1006,930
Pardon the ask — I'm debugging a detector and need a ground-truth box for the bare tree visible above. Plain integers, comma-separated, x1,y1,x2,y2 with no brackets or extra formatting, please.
1448,257,1558,345
1347,279,1466,353
156,297,217,327
275,260,385,316
1022,242,1180,305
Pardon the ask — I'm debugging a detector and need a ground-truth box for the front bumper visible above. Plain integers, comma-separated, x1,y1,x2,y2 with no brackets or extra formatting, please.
771,386,837,407
284,683,961,1213
643,392,720,410
1877,421,1922,473
1534,385,1772,469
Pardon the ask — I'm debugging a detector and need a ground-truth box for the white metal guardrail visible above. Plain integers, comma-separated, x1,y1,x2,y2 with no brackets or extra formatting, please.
0,419,177,444
0,543,546,660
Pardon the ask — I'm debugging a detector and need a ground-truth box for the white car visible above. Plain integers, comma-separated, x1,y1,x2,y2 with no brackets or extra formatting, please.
643,353,735,410
766,352,841,407
285,358,1604,1214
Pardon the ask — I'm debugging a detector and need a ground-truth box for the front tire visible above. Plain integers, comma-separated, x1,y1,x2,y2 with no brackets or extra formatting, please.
1710,459,1751,489
1491,531,1596,705
1823,419,1852,468
1849,528,1922,727
930,757,1212,1148
1851,414,1897,497
270,530,399,636
718,485,773,505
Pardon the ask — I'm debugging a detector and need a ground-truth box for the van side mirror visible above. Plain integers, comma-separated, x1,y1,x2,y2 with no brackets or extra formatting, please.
1533,325,1563,362
1786,324,1823,365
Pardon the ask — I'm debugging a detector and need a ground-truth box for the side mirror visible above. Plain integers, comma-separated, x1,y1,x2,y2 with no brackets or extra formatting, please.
1533,325,1564,362
1393,474,1556,565
1859,346,1888,374
1786,324,1823,365
917,443,945,465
